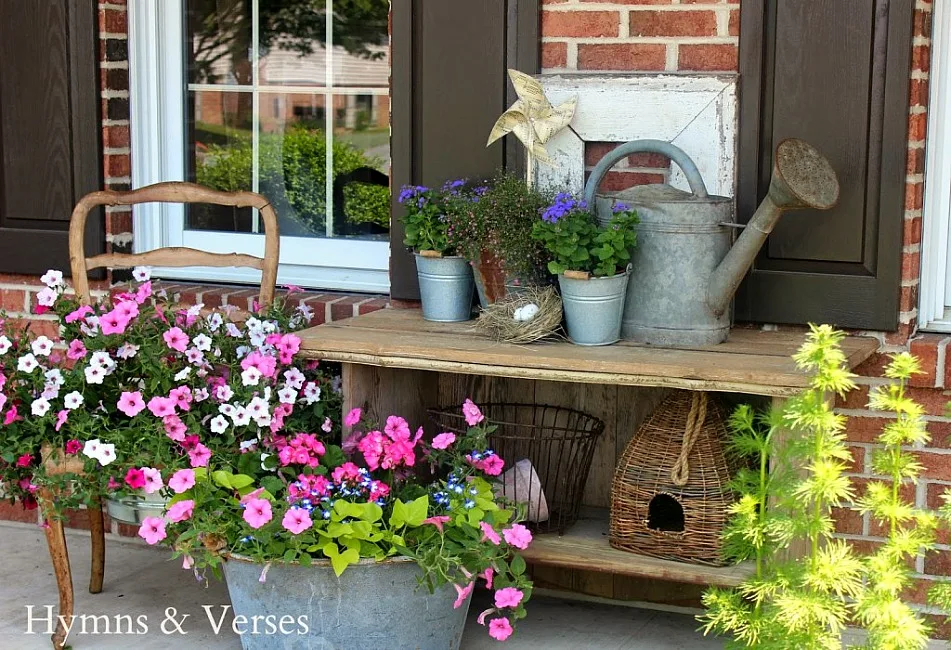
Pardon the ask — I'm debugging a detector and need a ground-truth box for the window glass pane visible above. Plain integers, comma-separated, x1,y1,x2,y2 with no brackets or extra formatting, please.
186,0,252,85
183,0,390,241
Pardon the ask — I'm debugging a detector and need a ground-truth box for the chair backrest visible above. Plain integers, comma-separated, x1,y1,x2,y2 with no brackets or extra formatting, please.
68,182,280,306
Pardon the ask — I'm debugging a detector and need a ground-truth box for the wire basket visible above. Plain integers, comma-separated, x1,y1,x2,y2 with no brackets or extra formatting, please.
428,403,605,534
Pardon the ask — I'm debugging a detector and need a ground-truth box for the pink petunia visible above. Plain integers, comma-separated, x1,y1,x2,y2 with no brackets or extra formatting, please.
169,386,193,411
113,300,139,322
281,507,313,535
134,281,152,304
141,467,164,494
65,305,94,324
384,415,411,439
54,410,69,432
147,396,177,418
99,310,129,335
168,468,196,493
487,618,513,641
480,521,501,546
117,391,146,417
477,608,496,626
344,408,362,428
138,517,167,545
65,439,82,455
243,498,272,529
3,405,18,426
16,453,33,468
482,455,505,476
452,581,474,609
188,443,211,468
66,339,87,360
494,587,524,609
163,327,189,353
125,468,146,490
163,415,187,442
431,433,456,450
462,399,484,427
166,499,194,523
421,515,451,533
481,567,495,590
502,523,533,550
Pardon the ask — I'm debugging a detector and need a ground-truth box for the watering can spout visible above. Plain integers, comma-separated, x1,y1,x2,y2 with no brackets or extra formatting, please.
706,139,840,317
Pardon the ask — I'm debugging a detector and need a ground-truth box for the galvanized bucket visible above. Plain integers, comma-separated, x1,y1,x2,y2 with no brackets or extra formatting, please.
558,267,630,346
223,554,471,650
105,492,169,525
415,253,474,322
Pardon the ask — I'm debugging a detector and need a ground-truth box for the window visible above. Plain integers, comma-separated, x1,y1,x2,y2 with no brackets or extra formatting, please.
920,0,951,331
129,0,391,292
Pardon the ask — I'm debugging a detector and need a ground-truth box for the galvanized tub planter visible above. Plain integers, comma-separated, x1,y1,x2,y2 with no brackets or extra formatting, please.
415,252,474,322
105,491,169,525
558,267,630,346
223,554,471,650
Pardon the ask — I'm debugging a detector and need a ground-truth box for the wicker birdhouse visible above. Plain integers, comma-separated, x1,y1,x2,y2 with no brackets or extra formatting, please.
610,391,739,566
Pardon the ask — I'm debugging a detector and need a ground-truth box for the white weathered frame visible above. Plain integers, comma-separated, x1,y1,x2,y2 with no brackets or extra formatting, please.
535,74,738,199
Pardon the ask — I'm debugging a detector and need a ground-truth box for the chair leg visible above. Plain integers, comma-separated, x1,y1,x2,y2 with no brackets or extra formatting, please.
39,489,73,650
88,496,105,594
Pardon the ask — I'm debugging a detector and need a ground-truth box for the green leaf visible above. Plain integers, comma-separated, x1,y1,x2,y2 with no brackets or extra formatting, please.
511,554,526,576
323,542,360,577
390,495,429,529
211,471,232,489
298,553,312,568
283,549,296,564
261,476,283,498
229,474,254,490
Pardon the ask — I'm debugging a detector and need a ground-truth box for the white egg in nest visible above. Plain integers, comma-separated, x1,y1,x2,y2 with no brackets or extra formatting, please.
512,303,540,322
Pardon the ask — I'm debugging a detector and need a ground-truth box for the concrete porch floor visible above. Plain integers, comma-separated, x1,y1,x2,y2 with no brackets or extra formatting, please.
0,521,722,649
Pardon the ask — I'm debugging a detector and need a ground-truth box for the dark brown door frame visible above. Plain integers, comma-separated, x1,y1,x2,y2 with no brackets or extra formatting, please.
389,0,540,301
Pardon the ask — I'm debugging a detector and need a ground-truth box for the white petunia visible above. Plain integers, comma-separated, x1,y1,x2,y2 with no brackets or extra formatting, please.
277,386,298,405
84,365,105,384
283,368,305,390
82,439,102,460
302,382,322,405
192,333,212,352
210,415,229,434
206,313,223,332
174,367,192,382
219,403,236,418
185,347,205,365
80,316,100,337
247,396,269,417
186,303,204,318
31,336,53,357
132,266,151,282
193,387,209,402
44,368,64,387
0,335,10,355
97,444,116,466
41,386,60,401
232,406,251,427
116,343,139,359
64,391,84,410
241,367,262,386
226,323,242,338
36,287,57,307
89,351,115,371
239,439,257,452
17,354,39,373
248,330,267,348
215,385,234,402
40,269,64,288
296,303,314,324
31,398,51,417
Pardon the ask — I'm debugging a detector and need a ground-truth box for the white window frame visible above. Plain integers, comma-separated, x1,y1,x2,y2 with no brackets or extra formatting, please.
128,0,390,293
919,0,951,330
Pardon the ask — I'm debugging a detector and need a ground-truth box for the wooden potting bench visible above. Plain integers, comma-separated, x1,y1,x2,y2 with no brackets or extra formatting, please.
297,308,878,594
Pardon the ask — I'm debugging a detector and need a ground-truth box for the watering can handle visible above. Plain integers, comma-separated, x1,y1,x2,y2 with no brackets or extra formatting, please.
582,139,709,207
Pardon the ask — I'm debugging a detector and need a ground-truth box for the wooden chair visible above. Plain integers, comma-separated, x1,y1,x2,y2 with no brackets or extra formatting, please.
40,181,279,649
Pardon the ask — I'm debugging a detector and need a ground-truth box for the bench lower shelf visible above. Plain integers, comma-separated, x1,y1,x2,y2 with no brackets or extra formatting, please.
521,510,754,588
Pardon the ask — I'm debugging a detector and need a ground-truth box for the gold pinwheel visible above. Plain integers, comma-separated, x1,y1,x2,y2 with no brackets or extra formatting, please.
487,69,577,183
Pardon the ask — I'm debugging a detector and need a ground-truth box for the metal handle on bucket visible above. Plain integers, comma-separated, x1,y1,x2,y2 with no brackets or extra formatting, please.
582,139,709,208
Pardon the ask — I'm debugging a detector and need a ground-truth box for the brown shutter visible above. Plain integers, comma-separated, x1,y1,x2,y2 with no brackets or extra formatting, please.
734,0,914,331
0,1,103,276
390,0,540,301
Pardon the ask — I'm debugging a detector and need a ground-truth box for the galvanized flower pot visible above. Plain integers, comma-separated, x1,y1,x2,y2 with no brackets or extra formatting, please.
558,268,630,346
415,253,474,322
105,492,169,525
223,555,471,650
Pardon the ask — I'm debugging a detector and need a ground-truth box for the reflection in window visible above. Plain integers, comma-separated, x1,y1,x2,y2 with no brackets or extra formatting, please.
184,0,390,241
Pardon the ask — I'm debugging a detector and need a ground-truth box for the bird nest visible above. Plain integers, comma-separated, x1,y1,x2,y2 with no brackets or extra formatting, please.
474,286,563,344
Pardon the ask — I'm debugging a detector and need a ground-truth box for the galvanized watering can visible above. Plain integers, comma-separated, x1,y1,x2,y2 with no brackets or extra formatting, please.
583,139,839,346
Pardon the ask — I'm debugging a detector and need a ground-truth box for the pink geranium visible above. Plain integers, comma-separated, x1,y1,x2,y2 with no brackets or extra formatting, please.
125,467,146,490
494,587,524,609
166,499,194,523
168,469,196,493
281,508,313,535
117,391,146,417
488,618,513,641
462,399,484,426
502,523,533,550
163,327,189,353
138,517,167,545
243,498,273,529
431,433,456,450
188,443,211,468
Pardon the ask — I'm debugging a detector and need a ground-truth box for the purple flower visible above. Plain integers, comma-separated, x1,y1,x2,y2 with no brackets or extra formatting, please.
613,202,629,213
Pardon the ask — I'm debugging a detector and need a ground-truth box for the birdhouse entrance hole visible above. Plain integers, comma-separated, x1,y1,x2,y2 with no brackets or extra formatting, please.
647,494,685,532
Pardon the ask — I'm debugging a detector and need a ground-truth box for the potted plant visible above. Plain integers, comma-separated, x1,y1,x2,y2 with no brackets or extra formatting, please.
160,400,533,648
399,181,475,322
448,173,552,307
532,193,639,345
